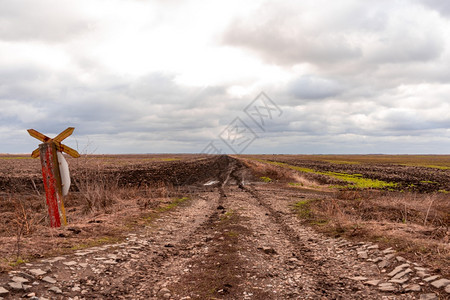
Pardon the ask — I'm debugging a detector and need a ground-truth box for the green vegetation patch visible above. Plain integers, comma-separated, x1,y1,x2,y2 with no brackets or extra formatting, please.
157,197,189,213
9,257,27,267
253,158,397,189
260,176,272,183
292,199,315,219
137,197,190,226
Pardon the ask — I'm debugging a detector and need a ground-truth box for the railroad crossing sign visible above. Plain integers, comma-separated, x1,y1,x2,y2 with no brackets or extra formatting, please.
28,127,80,158
28,127,80,227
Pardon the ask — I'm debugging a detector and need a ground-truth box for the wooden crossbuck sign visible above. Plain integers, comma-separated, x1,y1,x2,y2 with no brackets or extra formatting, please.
28,127,80,227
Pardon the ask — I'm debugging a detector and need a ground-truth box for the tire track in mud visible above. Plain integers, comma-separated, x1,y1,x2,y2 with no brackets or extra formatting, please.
169,157,351,299
239,184,358,298
166,156,423,299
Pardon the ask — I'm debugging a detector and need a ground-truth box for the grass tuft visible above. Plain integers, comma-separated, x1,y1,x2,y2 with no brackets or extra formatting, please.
260,176,272,183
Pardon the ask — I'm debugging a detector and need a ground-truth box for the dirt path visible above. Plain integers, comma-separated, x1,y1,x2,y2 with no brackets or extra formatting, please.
0,156,448,299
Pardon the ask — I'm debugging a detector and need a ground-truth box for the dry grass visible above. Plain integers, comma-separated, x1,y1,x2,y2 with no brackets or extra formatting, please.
241,158,319,188
242,156,449,276
302,191,450,276
0,157,186,273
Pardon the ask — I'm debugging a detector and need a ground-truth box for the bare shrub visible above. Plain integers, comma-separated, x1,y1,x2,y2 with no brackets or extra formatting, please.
6,196,41,260
9,196,38,236
71,158,122,213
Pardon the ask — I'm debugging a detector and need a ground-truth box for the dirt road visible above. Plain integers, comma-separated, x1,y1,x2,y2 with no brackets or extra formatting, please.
0,156,448,299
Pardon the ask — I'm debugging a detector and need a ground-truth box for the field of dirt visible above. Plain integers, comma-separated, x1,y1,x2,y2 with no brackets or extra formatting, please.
241,155,450,193
0,154,449,299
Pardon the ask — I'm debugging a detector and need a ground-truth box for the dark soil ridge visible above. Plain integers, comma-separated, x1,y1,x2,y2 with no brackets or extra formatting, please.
261,158,450,193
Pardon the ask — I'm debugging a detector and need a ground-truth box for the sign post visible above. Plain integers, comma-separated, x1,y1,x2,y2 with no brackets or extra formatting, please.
28,127,80,227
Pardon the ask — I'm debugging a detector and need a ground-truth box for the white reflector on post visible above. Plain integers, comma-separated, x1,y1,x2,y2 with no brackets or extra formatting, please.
57,151,71,196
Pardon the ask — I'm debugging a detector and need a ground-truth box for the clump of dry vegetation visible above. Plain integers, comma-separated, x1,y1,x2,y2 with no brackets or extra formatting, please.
291,189,450,277
0,154,195,273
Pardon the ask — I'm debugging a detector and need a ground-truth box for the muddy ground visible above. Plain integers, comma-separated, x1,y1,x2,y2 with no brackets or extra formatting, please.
0,154,449,299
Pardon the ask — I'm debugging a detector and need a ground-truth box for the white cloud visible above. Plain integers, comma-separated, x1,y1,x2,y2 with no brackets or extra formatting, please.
0,0,449,154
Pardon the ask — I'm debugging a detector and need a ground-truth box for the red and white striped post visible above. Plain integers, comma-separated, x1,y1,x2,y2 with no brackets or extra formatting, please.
28,127,80,228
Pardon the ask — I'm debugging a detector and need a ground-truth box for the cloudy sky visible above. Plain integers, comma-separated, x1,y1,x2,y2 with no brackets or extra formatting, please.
1,0,449,154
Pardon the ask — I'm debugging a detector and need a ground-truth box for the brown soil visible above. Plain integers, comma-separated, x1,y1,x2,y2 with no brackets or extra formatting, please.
0,154,449,299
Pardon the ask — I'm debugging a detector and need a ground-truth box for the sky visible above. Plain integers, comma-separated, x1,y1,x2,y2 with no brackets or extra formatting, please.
1,0,449,155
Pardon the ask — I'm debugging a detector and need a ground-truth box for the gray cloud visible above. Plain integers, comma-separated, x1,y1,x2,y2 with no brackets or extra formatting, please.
1,0,449,154
222,5,362,66
222,0,445,68
417,0,450,17
0,0,92,42
287,76,344,100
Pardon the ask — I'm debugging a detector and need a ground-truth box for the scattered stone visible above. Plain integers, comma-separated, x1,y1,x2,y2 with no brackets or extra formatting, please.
29,269,46,276
423,275,440,282
365,280,380,286
104,259,118,265
159,288,171,295
48,286,62,294
389,277,409,284
63,261,77,266
163,293,171,299
11,276,28,284
388,264,409,277
72,286,81,292
42,276,56,284
419,293,437,300
396,256,406,262
261,247,277,255
378,260,390,269
17,272,34,281
445,284,450,293
372,257,383,263
417,271,429,278
392,268,412,279
357,251,368,259
385,253,396,260
26,292,36,297
350,276,368,281
430,278,450,288
404,284,421,292
8,282,23,290
367,244,379,249
0,287,8,295
415,267,426,271
378,283,396,291
47,257,65,263
383,247,395,254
